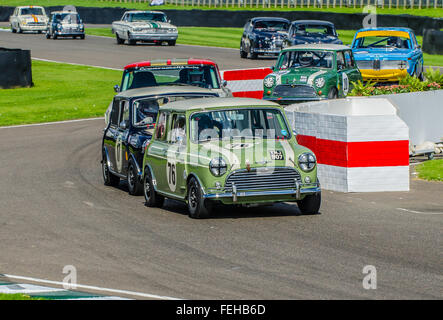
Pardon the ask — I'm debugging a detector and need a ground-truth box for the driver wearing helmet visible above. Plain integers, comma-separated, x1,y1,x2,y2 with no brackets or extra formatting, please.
298,52,314,67
189,70,205,86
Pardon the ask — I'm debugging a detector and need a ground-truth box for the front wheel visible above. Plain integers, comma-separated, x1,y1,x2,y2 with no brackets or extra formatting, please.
240,43,247,59
187,177,212,219
46,32,50,39
328,87,338,99
11,25,16,33
297,192,321,215
168,40,176,46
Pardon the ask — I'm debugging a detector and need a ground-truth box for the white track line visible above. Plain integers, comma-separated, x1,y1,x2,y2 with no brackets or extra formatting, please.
32,57,123,71
0,117,104,129
1,274,181,300
396,208,443,215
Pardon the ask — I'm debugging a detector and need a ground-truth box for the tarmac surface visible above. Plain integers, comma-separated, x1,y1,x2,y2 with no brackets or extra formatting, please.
0,27,442,300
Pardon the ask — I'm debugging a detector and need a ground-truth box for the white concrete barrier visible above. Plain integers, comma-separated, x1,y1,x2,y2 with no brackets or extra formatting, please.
221,67,271,99
369,90,443,147
285,97,410,192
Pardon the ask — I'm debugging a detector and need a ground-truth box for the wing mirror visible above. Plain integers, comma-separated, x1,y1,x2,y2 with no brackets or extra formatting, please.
114,85,120,93
222,80,228,87
119,120,129,130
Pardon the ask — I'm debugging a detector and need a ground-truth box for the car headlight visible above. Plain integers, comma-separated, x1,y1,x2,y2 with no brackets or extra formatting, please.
168,28,177,33
132,27,143,32
315,77,325,88
209,157,227,177
298,153,316,172
264,76,275,88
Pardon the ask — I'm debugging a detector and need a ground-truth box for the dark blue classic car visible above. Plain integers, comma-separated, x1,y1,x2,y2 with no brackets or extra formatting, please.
240,17,290,59
284,20,342,47
46,10,85,39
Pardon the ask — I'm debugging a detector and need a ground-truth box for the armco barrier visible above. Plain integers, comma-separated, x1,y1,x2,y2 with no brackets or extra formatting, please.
221,67,272,99
422,29,443,55
285,98,410,192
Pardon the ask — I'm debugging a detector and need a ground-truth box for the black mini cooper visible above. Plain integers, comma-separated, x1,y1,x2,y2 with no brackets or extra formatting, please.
101,85,218,195
240,17,290,59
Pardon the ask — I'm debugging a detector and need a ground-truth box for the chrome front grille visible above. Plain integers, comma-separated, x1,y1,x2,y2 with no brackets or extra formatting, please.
272,85,317,97
357,60,408,70
225,167,302,191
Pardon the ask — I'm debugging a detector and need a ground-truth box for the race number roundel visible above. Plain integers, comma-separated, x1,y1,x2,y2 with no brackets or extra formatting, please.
342,73,349,96
166,160,177,192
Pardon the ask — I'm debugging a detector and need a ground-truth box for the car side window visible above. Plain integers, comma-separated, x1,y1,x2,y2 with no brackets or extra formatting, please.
169,114,187,144
119,100,130,130
155,112,169,141
336,51,346,71
110,99,121,127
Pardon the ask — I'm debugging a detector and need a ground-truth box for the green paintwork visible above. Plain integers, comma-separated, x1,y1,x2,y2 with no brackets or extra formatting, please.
142,99,320,206
263,44,362,103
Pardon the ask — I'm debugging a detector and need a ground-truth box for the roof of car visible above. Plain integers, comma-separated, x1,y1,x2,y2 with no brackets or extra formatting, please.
115,85,217,99
123,10,164,14
356,27,414,33
17,6,44,8
51,11,79,14
284,43,350,51
251,17,290,22
292,20,335,26
159,97,280,112
124,58,217,70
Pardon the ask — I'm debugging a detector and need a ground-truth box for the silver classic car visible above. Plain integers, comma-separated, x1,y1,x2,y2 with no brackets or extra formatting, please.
9,6,49,33
111,10,178,46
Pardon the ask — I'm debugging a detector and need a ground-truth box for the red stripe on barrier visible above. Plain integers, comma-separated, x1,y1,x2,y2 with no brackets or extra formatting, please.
222,68,272,81
296,134,409,167
232,91,264,99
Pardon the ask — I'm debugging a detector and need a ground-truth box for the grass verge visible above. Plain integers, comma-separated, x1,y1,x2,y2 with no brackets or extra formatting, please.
86,27,443,66
415,159,443,181
0,293,45,300
0,60,120,126
1,1,442,17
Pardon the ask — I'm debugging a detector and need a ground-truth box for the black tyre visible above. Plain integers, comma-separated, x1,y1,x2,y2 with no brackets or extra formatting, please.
127,33,136,45
17,26,22,33
53,33,57,40
240,44,247,59
187,177,212,219
102,153,119,187
80,34,85,40
297,192,321,215
168,40,176,46
116,34,124,44
328,87,338,99
127,160,143,196
11,25,16,33
143,168,164,208
46,32,50,39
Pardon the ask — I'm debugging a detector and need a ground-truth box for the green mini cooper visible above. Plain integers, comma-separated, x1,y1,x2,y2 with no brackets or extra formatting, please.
142,97,321,218
263,44,362,103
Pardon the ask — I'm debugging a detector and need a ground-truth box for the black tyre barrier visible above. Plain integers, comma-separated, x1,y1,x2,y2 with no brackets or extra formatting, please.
0,48,32,89
0,6,442,34
422,29,443,55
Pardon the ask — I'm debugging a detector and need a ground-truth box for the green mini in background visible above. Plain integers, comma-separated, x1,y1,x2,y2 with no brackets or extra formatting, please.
263,44,362,103
142,97,321,218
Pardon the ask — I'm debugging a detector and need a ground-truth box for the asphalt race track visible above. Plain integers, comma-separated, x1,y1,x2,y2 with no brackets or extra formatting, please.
0,30,442,299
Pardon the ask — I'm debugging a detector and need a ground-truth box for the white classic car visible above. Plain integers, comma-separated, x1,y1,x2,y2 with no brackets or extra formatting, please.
111,11,178,46
9,6,49,33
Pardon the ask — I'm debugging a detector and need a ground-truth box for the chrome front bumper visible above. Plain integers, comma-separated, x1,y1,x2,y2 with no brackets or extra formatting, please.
129,33,178,41
204,182,321,202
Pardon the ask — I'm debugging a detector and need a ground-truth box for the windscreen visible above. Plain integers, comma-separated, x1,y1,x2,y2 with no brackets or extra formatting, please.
21,7,44,15
55,13,80,24
253,20,289,32
128,12,167,22
354,35,411,49
295,24,335,36
122,65,220,91
277,50,334,69
190,108,291,143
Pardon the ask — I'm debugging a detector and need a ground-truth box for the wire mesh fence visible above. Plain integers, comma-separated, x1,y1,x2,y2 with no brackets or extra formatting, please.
98,0,443,9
